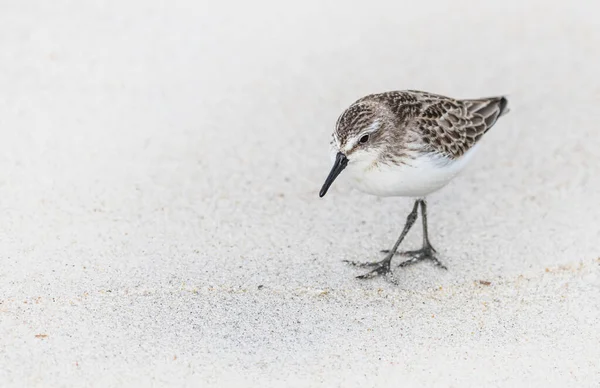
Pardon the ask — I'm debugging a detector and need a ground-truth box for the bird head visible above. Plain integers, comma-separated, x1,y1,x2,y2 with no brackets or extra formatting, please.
319,102,393,197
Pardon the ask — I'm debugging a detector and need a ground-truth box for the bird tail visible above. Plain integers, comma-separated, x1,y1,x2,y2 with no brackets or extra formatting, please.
498,96,509,116
462,95,509,130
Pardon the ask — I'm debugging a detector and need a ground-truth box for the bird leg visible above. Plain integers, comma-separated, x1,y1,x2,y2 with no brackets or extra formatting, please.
344,200,420,280
396,200,447,269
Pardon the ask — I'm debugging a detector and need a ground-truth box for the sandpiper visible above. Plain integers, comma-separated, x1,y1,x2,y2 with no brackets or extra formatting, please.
319,90,509,280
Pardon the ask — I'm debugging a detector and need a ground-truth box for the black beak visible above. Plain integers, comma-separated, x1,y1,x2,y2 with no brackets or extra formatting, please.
319,152,348,197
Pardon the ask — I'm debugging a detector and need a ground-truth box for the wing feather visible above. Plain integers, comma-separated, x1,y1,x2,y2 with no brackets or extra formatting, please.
413,95,508,158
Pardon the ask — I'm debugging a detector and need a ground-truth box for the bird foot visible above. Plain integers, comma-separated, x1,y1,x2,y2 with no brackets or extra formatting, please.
389,246,447,269
343,256,398,283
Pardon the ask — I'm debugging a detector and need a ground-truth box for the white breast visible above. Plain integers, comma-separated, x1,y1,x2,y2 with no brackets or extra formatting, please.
345,146,479,198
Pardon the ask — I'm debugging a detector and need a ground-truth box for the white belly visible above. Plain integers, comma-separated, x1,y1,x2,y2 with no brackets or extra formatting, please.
345,147,478,198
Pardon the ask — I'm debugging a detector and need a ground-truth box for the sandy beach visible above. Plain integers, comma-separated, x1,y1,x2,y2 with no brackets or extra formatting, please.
1,0,599,386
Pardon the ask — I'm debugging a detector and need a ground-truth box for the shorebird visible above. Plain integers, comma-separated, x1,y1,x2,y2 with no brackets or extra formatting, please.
319,90,508,280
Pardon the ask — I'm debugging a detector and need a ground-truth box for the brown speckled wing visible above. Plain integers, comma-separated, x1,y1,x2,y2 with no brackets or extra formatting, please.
413,95,508,159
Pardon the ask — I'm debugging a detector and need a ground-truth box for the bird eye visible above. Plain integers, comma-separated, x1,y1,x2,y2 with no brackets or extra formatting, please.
359,134,370,144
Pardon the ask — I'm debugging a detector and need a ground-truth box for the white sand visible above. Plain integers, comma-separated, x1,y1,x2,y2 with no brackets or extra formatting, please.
1,0,599,386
